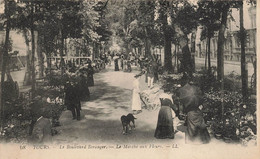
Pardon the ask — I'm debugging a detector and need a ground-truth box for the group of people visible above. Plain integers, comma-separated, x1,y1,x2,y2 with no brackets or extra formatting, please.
113,54,133,72
131,58,159,114
65,53,210,144
131,68,210,144
64,59,95,121
154,86,210,144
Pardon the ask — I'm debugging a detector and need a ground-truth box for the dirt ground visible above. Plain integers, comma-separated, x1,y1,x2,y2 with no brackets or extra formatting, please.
51,65,257,154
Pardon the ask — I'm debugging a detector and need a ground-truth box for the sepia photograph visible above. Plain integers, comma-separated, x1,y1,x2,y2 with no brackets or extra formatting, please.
0,0,259,158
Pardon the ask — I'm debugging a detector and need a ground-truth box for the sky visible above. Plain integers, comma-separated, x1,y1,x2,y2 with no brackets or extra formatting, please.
0,0,3,14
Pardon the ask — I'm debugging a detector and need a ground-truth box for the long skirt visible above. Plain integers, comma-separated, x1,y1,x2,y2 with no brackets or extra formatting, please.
154,106,174,139
186,110,210,144
114,60,119,71
87,76,94,87
131,90,142,111
81,87,90,101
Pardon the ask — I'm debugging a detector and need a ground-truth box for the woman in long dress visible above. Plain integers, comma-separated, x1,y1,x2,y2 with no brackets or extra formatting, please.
114,55,119,71
87,63,94,86
179,84,210,144
131,75,142,114
78,72,90,101
154,94,178,139
185,105,210,144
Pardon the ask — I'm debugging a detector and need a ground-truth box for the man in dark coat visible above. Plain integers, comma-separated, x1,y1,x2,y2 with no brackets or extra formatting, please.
65,82,81,120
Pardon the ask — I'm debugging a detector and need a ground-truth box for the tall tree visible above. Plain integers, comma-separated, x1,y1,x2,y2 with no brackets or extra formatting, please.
137,0,156,58
13,0,39,95
239,1,247,101
197,1,221,74
171,1,198,79
81,0,109,59
0,0,12,130
216,2,230,82
30,2,36,97
155,0,174,72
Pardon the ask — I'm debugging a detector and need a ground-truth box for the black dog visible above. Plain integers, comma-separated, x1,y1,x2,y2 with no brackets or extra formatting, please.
127,113,136,129
120,113,137,134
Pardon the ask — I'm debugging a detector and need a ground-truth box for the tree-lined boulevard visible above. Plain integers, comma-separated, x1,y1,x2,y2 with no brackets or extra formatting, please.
0,0,257,154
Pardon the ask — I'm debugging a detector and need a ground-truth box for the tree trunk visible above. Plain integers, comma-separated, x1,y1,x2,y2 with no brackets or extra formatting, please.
60,36,65,74
92,42,95,61
217,7,228,81
96,43,100,59
138,47,142,57
208,36,211,74
217,5,229,126
46,55,51,74
176,46,179,73
0,0,10,130
173,44,177,73
239,2,248,101
37,31,44,78
144,27,151,58
181,44,193,80
205,41,208,70
198,44,201,58
162,13,172,73
164,33,172,73
31,3,36,98
23,29,32,85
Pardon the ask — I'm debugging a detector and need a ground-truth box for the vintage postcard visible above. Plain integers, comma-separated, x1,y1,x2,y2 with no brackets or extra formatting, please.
0,0,259,158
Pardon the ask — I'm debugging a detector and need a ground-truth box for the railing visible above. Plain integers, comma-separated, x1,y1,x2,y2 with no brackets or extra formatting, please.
234,47,255,52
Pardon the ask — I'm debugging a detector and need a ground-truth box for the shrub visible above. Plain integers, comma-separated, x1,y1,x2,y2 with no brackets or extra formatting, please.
203,90,256,144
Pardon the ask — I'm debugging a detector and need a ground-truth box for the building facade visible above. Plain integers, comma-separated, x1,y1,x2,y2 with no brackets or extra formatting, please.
196,4,256,63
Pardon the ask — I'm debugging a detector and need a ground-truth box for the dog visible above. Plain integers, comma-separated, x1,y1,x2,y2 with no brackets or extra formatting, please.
120,113,137,135
127,113,136,129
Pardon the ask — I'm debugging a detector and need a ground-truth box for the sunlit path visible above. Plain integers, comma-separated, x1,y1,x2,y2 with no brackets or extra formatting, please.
52,66,184,145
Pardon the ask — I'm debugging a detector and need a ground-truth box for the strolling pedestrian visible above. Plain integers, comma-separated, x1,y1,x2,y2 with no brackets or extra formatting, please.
154,93,179,139
131,74,142,114
108,54,112,66
120,55,124,70
64,80,81,121
123,58,128,72
78,69,90,101
178,83,210,144
147,60,155,88
87,61,94,86
114,54,119,71
127,59,132,72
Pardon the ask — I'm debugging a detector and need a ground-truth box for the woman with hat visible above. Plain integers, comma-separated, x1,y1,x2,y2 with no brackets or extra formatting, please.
154,93,179,139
